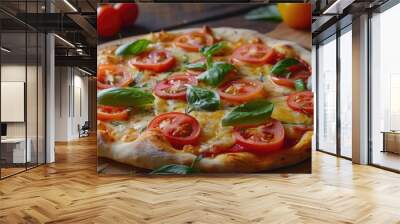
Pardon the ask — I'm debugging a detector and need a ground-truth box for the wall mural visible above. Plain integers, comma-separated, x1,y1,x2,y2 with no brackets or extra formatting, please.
97,3,313,175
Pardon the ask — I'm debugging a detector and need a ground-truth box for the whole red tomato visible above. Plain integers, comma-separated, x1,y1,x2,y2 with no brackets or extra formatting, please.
114,3,138,27
97,5,121,37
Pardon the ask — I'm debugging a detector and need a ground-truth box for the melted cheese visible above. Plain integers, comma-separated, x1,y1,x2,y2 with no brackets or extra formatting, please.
154,97,186,115
269,96,310,124
273,45,298,59
168,45,201,64
190,111,235,152
262,75,294,97
130,113,154,131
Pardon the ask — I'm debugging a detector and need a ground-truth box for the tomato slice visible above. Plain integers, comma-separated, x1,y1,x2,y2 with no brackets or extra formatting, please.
292,124,313,132
287,91,313,115
218,79,264,104
175,27,214,52
233,119,285,154
270,76,296,89
97,106,129,121
283,123,313,146
271,64,311,89
129,49,176,72
291,70,311,81
97,64,133,90
148,112,201,148
154,73,198,100
201,144,246,157
232,44,276,65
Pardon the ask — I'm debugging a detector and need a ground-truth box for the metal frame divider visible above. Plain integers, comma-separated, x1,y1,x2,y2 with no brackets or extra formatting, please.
336,20,342,158
367,10,373,166
25,0,28,171
36,0,39,168
315,44,319,152
0,20,2,179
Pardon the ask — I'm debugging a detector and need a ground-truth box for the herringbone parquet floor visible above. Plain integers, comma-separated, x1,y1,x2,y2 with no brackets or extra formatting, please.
0,136,399,224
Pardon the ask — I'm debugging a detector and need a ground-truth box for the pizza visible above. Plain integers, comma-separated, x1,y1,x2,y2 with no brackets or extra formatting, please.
97,27,313,174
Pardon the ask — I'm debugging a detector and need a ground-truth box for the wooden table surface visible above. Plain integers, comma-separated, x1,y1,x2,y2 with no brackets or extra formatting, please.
99,3,311,49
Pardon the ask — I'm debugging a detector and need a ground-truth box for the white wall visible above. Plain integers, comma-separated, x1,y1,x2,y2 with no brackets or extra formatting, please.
45,5,56,164
55,67,69,141
1,64,46,164
352,14,369,164
1,65,37,138
54,67,89,141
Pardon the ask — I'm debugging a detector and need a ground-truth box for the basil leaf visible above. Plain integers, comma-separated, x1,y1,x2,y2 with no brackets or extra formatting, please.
191,155,203,169
294,79,306,91
150,156,202,174
150,164,195,175
184,62,206,70
201,42,227,68
222,100,274,127
97,87,154,107
200,41,227,57
197,62,234,87
115,39,150,56
271,58,301,77
206,56,213,68
245,5,282,21
186,86,220,111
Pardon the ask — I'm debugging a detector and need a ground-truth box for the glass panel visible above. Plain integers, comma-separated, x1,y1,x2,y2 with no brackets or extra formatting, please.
371,4,400,171
339,29,352,158
38,32,45,165
317,36,337,154
1,31,27,177
26,0,40,169
27,31,38,169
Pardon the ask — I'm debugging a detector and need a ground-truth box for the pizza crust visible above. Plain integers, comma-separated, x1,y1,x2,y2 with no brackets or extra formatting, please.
97,27,312,173
98,129,312,173
98,27,310,64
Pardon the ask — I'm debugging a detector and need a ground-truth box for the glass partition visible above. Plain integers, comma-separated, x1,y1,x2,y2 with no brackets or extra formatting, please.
370,3,400,171
339,27,352,158
37,32,45,165
317,35,337,154
0,1,46,179
27,31,38,169
0,31,28,177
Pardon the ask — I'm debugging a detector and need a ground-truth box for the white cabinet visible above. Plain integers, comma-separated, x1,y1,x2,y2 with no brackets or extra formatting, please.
1,138,32,163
